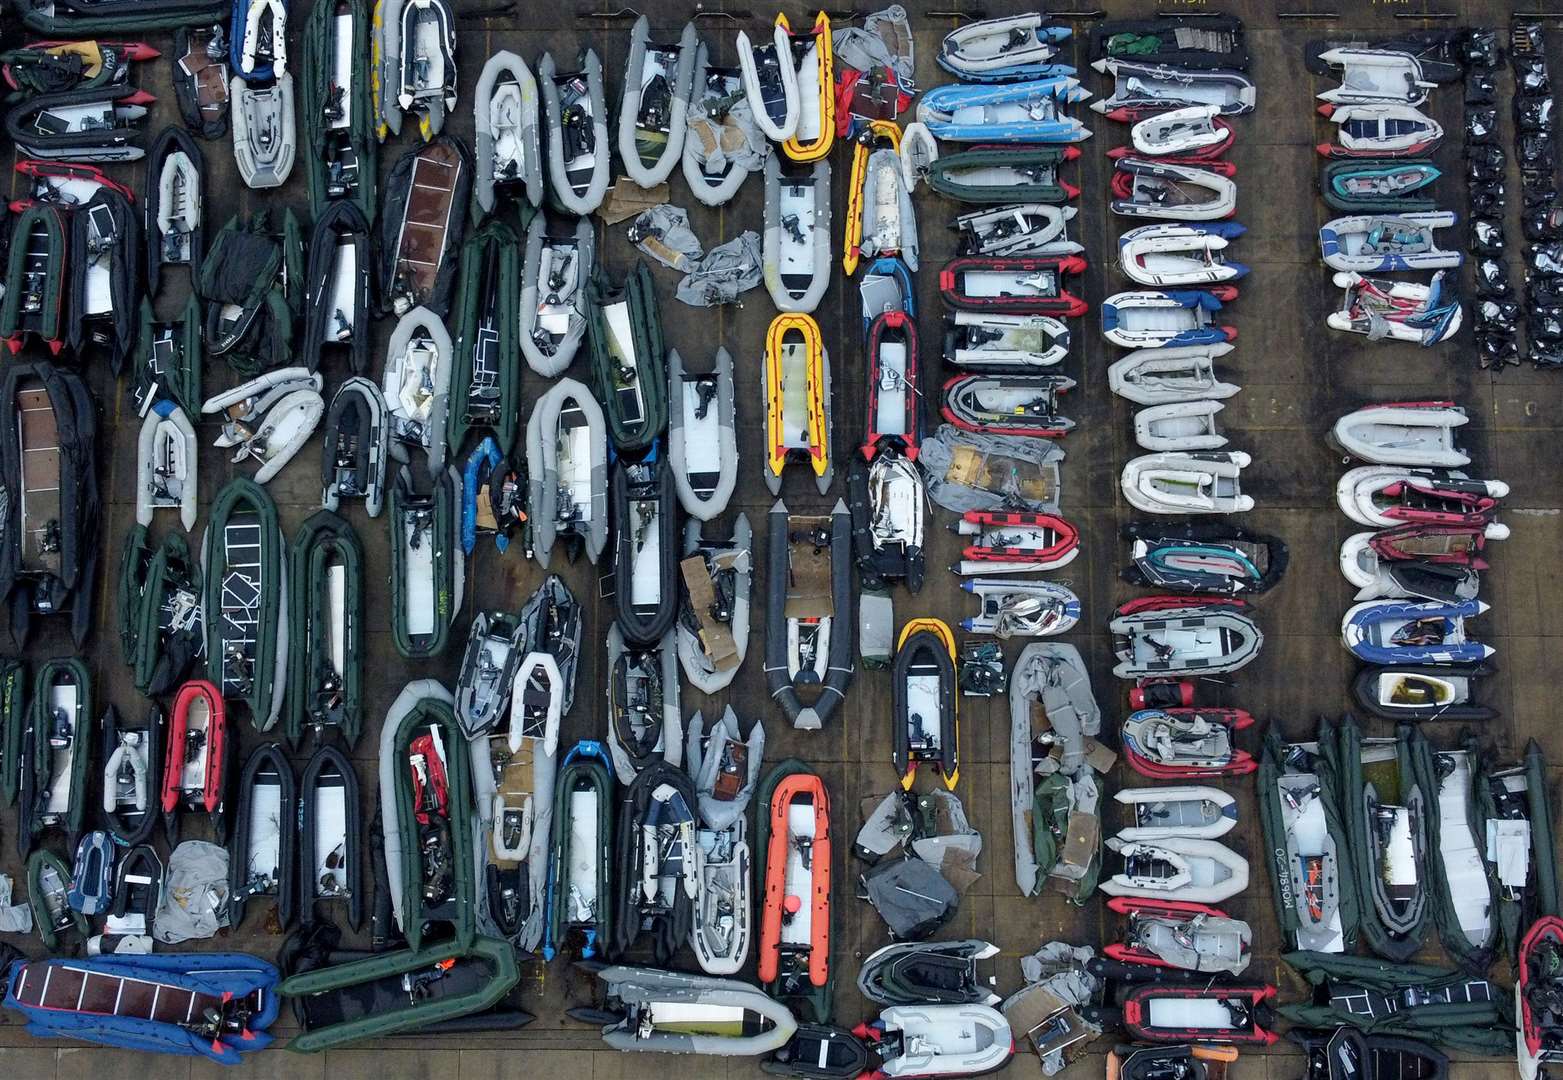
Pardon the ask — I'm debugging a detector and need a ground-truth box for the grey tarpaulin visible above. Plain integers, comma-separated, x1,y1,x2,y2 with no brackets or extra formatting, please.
1006,943,1103,1075
677,231,763,306
920,426,1066,514
0,874,30,934
861,857,957,941
153,840,231,944
833,6,915,87
629,205,704,272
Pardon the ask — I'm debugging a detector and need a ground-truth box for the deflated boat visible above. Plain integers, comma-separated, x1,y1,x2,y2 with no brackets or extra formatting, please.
618,18,697,188
677,517,752,694
118,527,203,697
1106,896,1251,975
526,377,608,568
1110,158,1236,220
1090,15,1250,70
520,214,594,377
1121,451,1254,515
764,157,832,313
781,11,834,161
540,49,609,216
765,502,854,731
473,50,540,212
858,940,1000,1006
454,610,524,738
1328,270,1461,347
765,313,833,495
687,709,762,974
668,347,737,519
201,477,287,730
844,121,917,275
389,465,463,659
1121,707,1256,779
1111,598,1263,678
684,41,766,207
573,966,796,1055
916,76,1092,143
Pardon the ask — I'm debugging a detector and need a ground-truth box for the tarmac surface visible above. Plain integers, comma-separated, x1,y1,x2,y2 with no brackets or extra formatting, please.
2,0,1560,1076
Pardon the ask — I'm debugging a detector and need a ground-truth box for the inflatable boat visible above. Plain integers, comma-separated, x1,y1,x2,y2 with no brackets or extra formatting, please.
379,134,469,315
320,377,387,517
66,183,138,368
144,127,204,299
230,73,294,187
1520,916,1563,1079
1256,734,1348,953
228,742,295,928
678,516,752,694
542,740,614,960
960,578,1080,637
1316,47,1435,105
1111,598,1263,678
863,312,921,457
759,764,831,1015
388,464,463,659
136,402,196,531
1317,103,1442,158
859,941,999,1007
454,610,524,737
917,76,1092,143
605,626,681,785
1101,288,1237,348
618,18,697,188
4,953,277,1062
282,936,519,1052
668,347,737,519
373,0,455,140
688,717,760,975
1134,400,1226,451
927,145,1080,204
945,311,1070,369
201,478,286,730
1332,402,1469,467
133,295,202,417
765,501,853,731
27,847,85,948
170,26,230,136
1320,212,1460,272
1092,59,1255,119
1121,708,1255,779
1112,983,1276,1045
1009,643,1102,895
586,260,666,454
119,528,202,697
1121,451,1253,515
780,11,834,161
848,446,925,592
473,50,540,212
1328,269,1461,346
844,121,916,276
1351,663,1493,722
378,680,474,950
1110,345,1238,404
1106,896,1250,975
1291,1027,1446,1080
1341,598,1492,665
232,0,285,79
612,457,679,645
892,618,959,790
300,201,373,375
954,510,1077,576
920,426,1064,516
526,377,608,567
1100,836,1250,903
299,744,360,929
1321,159,1439,212
1114,786,1237,841
573,966,796,1056
161,680,227,840
448,218,520,455
1110,158,1236,220
765,157,832,313
1090,16,1250,70
940,255,1088,315
686,706,763,835
1126,104,1232,158
765,313,833,495
940,15,1069,82
956,204,1081,258
285,512,363,746
1422,742,1497,970
683,41,765,207
942,373,1075,438
1108,1045,1240,1080
6,83,152,163
1339,534,1481,603
1336,466,1505,528
19,658,92,850
857,1005,1014,1078
520,213,594,377
737,20,800,143
1122,521,1287,596
300,0,375,216
100,704,163,848
611,761,698,962
1119,222,1248,287
381,305,452,472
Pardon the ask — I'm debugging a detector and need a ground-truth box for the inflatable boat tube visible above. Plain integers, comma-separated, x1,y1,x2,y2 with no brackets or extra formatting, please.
519,213,594,377
618,17,698,188
764,155,832,313
668,347,737,520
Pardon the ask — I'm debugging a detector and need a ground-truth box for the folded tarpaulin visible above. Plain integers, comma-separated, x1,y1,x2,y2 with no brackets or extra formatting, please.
677,231,762,306
154,840,230,944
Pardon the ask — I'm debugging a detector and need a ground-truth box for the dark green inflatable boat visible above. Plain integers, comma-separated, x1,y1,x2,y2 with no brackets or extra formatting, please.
448,218,522,456
286,510,364,747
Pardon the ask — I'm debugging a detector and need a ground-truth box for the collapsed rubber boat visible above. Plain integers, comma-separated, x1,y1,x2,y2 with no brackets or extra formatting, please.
1121,451,1254,515
916,76,1092,143
372,0,456,140
228,742,296,928
1111,598,1263,678
1419,740,1497,970
764,156,831,313
1317,103,1442,158
118,527,202,697
940,255,1088,315
738,18,800,143
611,760,698,961
1121,521,1287,596
1114,786,1237,841
378,680,474,950
945,311,1070,369
858,941,1000,1006
1332,402,1469,467
765,313,834,495
171,25,230,137
1102,288,1237,348
1090,15,1249,70
520,214,594,377
378,133,470,315
927,145,1080,204
939,15,1070,81
161,680,228,840
1110,158,1236,220
1341,598,1492,665
1106,896,1251,975
683,41,765,207
300,0,376,217
1320,212,1460,272
4,953,278,1062
668,347,737,520
525,377,608,568
201,477,286,730
605,626,682,786
543,740,614,960
1321,159,1439,212
1119,222,1248,287
586,261,666,454
848,448,926,591
539,49,609,216
1351,663,1493,722
758,762,832,1018
1328,270,1461,347
892,618,959,790
942,373,1075,437
856,1005,1014,1079
1100,835,1250,903
572,966,796,1055
954,510,1077,576
677,517,752,694
1336,466,1505,528
473,50,540,212
388,464,463,659
1121,708,1255,779
765,502,854,731
960,578,1080,637
955,204,1081,258
618,17,697,188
